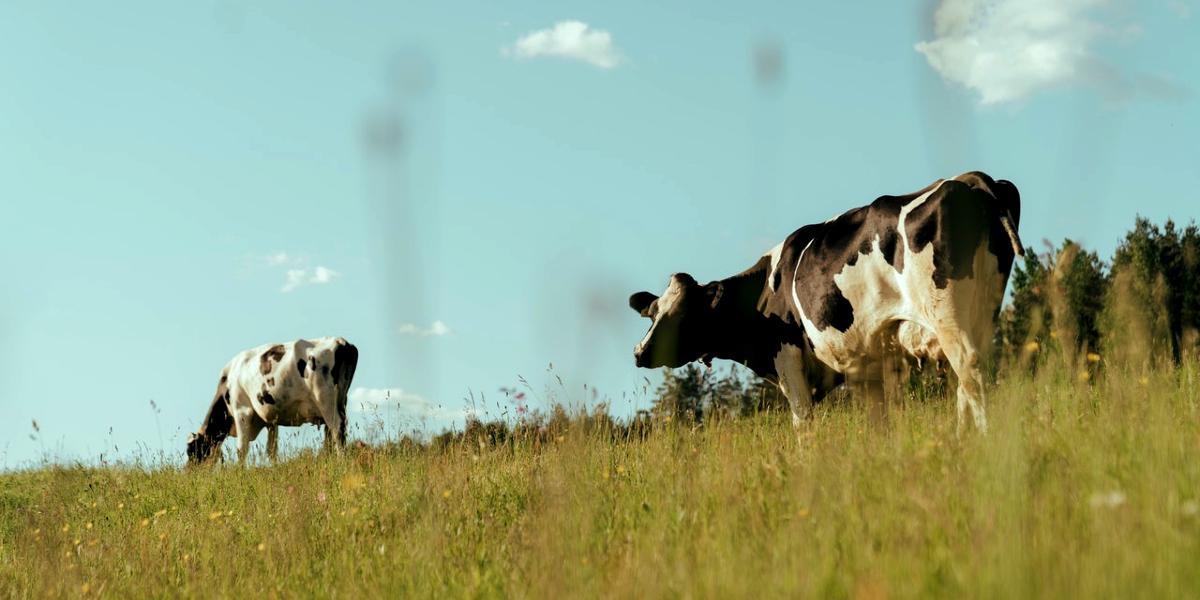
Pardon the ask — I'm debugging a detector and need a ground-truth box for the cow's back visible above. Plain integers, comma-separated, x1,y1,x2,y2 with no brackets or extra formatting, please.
785,174,1020,372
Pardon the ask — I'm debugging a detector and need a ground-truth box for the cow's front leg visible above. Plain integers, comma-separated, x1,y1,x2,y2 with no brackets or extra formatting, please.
774,343,815,444
233,412,263,464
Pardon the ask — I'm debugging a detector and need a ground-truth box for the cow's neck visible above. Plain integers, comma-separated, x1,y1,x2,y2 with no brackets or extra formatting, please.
197,397,231,444
704,257,800,380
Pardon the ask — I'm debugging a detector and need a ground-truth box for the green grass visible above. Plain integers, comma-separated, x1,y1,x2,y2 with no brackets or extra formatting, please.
3,363,1199,598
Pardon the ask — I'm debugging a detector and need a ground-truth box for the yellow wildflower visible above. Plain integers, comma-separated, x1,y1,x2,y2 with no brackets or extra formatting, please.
85,522,93,530
1078,370,1090,382
616,465,627,475
1086,352,1102,363
62,524,70,533
140,518,150,527
1024,341,1040,353
117,502,125,509
257,542,266,552
442,489,451,499
208,511,224,521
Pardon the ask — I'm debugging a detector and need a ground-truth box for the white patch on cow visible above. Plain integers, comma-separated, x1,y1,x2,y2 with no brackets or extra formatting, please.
634,276,687,356
789,238,816,323
765,242,784,291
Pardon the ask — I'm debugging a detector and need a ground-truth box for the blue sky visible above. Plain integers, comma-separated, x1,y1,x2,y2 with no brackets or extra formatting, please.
1,1,1196,466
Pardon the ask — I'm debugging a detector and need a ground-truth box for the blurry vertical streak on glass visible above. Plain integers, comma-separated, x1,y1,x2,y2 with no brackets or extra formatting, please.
751,39,785,236
361,48,440,409
575,270,628,402
914,0,977,174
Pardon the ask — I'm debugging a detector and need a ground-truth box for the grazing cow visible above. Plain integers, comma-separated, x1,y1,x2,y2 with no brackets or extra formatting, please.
629,172,1022,432
187,337,359,464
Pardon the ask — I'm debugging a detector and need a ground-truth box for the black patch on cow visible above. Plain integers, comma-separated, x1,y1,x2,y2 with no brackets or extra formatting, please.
259,389,276,405
332,341,359,388
297,358,307,377
788,181,952,333
260,344,285,375
904,173,1021,289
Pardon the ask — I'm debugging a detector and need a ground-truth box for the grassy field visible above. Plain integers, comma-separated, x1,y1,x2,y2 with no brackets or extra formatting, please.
3,363,1199,599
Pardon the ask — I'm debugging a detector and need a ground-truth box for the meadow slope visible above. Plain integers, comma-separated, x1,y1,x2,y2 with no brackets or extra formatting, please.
2,364,1199,598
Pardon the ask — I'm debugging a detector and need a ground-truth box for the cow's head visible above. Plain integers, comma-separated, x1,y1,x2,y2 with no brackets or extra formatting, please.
629,273,721,368
186,432,220,464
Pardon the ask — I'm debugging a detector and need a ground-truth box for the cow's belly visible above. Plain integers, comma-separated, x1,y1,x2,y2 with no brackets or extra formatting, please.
255,402,325,427
248,377,326,427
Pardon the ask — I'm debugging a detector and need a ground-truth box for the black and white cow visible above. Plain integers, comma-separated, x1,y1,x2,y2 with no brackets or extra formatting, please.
187,337,359,463
629,172,1022,432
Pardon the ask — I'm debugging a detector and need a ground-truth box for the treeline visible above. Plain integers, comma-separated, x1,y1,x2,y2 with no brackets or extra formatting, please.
398,216,1198,452
418,366,789,451
999,217,1200,366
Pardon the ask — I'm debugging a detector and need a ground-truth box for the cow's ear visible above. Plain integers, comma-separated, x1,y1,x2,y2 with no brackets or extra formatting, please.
629,292,658,317
708,282,725,309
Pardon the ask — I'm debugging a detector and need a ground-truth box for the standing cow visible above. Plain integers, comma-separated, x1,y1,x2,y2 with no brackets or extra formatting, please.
187,337,359,464
629,172,1022,432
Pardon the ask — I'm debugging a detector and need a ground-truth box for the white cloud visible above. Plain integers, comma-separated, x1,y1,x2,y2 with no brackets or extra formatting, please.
504,21,622,69
397,320,451,337
265,251,293,267
915,0,1188,105
348,387,467,421
281,266,339,293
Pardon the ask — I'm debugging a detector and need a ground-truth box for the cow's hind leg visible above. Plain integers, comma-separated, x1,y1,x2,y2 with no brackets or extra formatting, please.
937,330,987,434
317,405,346,455
266,425,279,462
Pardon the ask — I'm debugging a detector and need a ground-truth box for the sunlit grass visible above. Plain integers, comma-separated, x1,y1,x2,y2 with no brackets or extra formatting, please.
2,361,1198,598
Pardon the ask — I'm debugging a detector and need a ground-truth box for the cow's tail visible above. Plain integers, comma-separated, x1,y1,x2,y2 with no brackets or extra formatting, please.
1000,211,1024,258
992,178,1024,258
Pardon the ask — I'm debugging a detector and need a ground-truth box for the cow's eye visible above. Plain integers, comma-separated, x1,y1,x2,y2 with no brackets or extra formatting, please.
322,366,330,376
